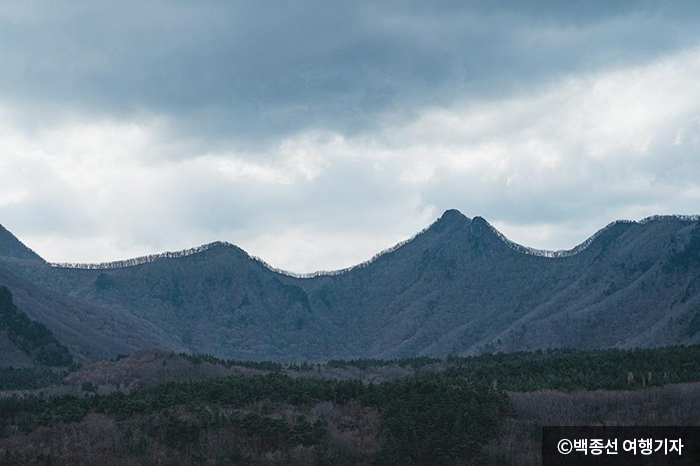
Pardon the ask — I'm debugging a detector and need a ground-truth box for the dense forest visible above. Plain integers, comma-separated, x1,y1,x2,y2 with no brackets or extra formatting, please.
2,344,700,465
0,286,73,367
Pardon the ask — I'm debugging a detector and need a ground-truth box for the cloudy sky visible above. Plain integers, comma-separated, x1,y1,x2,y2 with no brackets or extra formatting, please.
2,1,700,272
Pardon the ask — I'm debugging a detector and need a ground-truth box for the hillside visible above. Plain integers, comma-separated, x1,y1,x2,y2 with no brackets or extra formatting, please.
0,224,44,262
0,286,72,367
1,210,699,361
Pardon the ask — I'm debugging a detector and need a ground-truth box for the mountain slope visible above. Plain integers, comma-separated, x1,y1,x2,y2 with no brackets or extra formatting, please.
0,224,44,262
0,264,188,362
0,286,72,367
1,211,700,361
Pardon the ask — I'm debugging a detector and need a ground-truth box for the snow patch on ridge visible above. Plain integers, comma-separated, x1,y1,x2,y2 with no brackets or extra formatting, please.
49,218,443,278
48,214,699,274
249,218,440,278
483,214,700,259
49,242,236,270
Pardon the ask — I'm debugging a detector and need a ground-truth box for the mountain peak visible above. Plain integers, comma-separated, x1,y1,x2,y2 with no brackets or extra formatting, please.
440,209,467,221
0,224,44,262
430,209,471,233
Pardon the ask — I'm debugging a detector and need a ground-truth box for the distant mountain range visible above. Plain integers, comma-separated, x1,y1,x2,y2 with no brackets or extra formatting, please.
1,210,699,363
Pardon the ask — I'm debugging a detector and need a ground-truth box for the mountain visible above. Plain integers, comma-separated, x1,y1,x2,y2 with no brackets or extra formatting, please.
0,285,72,367
0,224,44,262
1,210,699,362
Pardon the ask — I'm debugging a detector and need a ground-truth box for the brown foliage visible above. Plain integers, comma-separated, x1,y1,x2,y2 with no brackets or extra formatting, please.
484,382,700,466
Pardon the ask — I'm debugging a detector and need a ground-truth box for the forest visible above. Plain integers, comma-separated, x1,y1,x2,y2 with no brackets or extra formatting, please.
2,344,700,465
0,286,73,367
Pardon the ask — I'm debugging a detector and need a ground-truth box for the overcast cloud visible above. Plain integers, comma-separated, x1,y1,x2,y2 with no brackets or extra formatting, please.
1,1,700,272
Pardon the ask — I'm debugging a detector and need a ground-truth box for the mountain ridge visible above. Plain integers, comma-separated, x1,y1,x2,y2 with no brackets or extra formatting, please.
0,223,45,263
1,210,700,362
37,210,700,277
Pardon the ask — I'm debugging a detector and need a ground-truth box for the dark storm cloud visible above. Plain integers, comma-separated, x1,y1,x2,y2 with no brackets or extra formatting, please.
2,0,700,149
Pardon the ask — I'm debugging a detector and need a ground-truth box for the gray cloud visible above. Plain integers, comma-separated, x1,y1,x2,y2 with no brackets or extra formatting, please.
3,1,700,149
2,1,700,271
